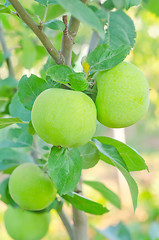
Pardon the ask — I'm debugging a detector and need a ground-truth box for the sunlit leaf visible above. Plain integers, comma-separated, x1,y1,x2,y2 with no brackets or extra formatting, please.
56,0,104,39
0,117,25,129
84,180,121,209
62,192,109,215
48,147,82,195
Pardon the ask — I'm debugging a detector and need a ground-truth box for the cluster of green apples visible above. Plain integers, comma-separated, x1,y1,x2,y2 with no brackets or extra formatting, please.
31,62,149,148
4,163,57,240
4,62,149,239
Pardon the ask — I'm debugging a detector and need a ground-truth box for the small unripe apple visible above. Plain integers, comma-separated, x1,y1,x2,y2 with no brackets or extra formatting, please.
4,206,50,240
95,62,149,128
9,163,57,211
78,142,100,169
31,88,97,148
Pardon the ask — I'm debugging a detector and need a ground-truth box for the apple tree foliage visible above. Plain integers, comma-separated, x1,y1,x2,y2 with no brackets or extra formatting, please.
0,0,153,238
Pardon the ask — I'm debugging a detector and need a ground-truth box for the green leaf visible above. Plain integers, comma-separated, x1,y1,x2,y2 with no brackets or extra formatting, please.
92,139,128,170
92,138,138,211
9,92,31,122
0,117,25,129
0,177,16,206
95,222,132,240
56,0,104,39
62,192,109,215
78,142,100,169
103,0,141,10
28,121,35,136
21,36,37,69
0,148,34,171
0,50,4,66
84,180,121,209
0,77,17,88
104,10,136,50
0,97,8,113
35,0,47,5
0,84,16,114
125,0,142,10
35,45,47,63
103,0,115,10
40,56,56,79
32,3,65,22
112,0,125,9
0,125,33,148
48,147,82,195
68,72,89,91
87,44,131,71
71,51,80,67
89,5,109,27
0,4,11,14
95,137,148,172
35,0,57,6
47,65,74,84
31,2,46,20
45,19,65,31
47,66,88,91
18,74,56,110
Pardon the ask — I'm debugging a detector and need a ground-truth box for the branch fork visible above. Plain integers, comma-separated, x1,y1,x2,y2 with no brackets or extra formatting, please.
8,0,64,65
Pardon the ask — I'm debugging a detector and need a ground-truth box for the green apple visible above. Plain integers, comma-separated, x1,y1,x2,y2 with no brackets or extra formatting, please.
9,163,57,211
95,62,149,128
31,88,97,148
4,206,50,240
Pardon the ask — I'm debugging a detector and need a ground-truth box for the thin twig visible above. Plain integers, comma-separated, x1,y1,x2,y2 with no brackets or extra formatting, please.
0,22,15,78
59,209,75,240
61,15,72,67
8,0,64,65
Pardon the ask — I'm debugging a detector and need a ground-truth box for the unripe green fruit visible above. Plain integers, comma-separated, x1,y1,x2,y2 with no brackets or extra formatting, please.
9,163,57,211
4,206,50,240
79,142,100,169
31,88,97,148
95,62,149,128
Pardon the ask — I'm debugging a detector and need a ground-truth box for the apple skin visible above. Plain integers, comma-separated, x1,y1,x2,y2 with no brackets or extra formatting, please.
95,62,149,128
31,88,97,148
4,206,50,240
9,163,57,211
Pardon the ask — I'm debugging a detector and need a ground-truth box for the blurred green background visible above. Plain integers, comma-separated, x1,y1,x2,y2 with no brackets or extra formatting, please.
0,0,159,239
